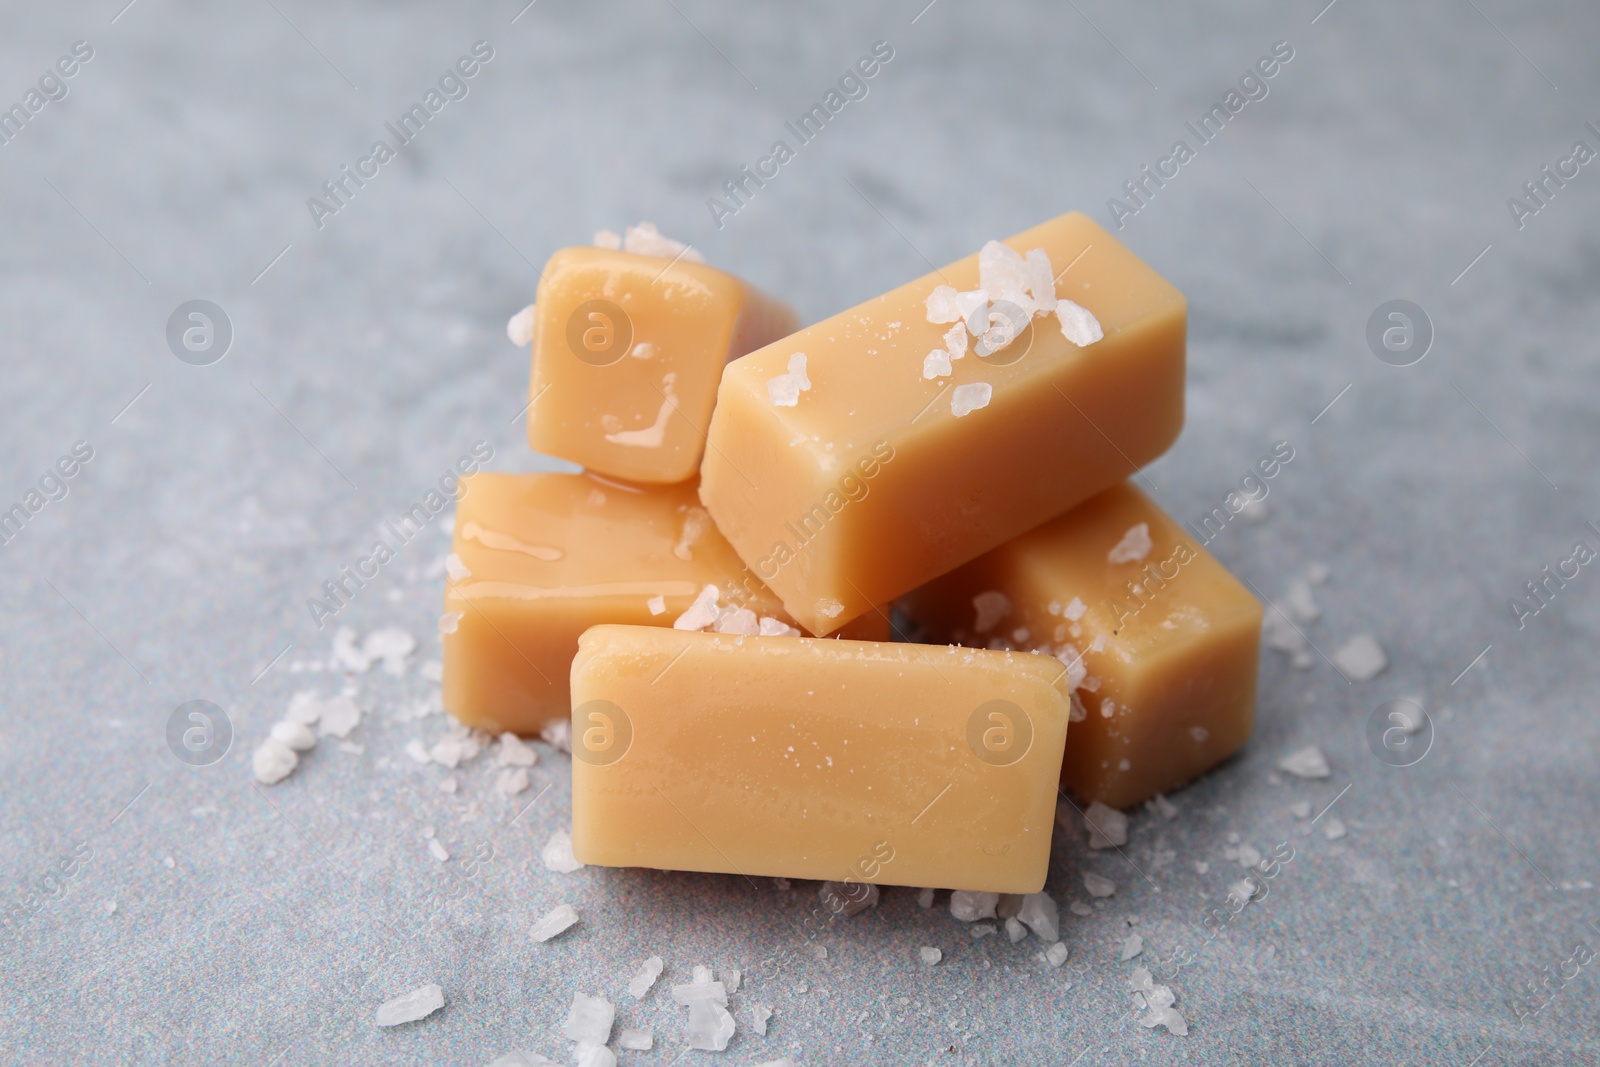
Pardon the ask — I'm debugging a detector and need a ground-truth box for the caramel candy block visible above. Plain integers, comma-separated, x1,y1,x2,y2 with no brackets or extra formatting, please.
900,482,1262,809
569,626,1072,893
699,210,1185,634
444,472,814,735
527,247,798,484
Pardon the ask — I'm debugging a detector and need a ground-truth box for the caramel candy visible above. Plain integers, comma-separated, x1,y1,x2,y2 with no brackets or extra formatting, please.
901,482,1262,808
698,211,1186,634
569,626,1072,893
527,247,798,484
441,473,881,735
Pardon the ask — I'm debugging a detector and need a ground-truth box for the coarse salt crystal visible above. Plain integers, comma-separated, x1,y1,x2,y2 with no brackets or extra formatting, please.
628,955,665,999
925,285,963,324
496,767,531,795
1056,299,1103,346
564,992,615,1045
943,321,968,358
573,1044,616,1067
712,606,759,636
428,839,449,862
1108,523,1153,564
622,221,704,262
1044,942,1070,968
270,720,317,751
971,590,1011,634
1024,248,1057,313
541,719,572,754
949,890,999,922
922,348,952,380
317,695,363,739
405,739,431,764
647,594,666,616
949,381,992,418
439,612,461,635
919,946,942,965
819,881,879,917
1290,800,1312,819
1278,744,1331,779
497,733,538,767
530,903,579,943
1147,794,1179,820
749,1002,773,1035
593,228,621,249
542,830,585,874
1284,579,1319,623
758,616,802,637
1083,872,1116,898
767,352,810,407
617,1027,653,1051
1017,891,1059,942
1005,917,1028,943
1323,817,1347,840
445,554,470,582
1333,633,1388,681
1064,597,1087,621
420,659,443,682
1084,801,1128,849
1069,901,1094,917
1120,932,1143,960
374,984,444,1027
252,740,297,784
674,584,722,631
506,303,536,347
916,887,936,909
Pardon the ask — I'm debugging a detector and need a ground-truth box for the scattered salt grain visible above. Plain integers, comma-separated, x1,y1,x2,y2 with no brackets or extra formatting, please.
1237,843,1262,868
564,992,615,1045
1323,817,1347,841
819,881,878,917
163,855,175,870
1069,901,1094,917
949,891,999,922
1083,873,1116,898
506,303,536,347
428,839,449,862
950,382,992,418
1227,879,1259,907
439,612,462,635
438,778,458,794
252,740,298,784
749,1003,774,1035
497,733,538,767
270,720,317,751
621,220,704,262
943,321,968,358
542,830,585,874
758,616,802,637
1044,942,1069,968
1084,801,1129,849
1334,633,1388,681
617,1027,653,1051
1056,299,1103,347
1005,917,1028,943
332,627,371,672
445,553,471,582
374,983,444,1027
767,352,810,407
489,1052,557,1067
916,887,936,909
925,285,963,323
971,590,1012,634
102,900,117,916
593,228,621,249
573,1042,616,1067
1291,800,1312,819
647,595,666,616
1064,596,1087,621
1129,968,1187,1035
1147,794,1178,821
628,955,665,999
405,739,432,765
922,349,952,379
712,606,759,636
1107,523,1153,564
1017,891,1060,942
1278,745,1331,779
530,904,579,943
674,584,722,631
673,968,735,1051
317,696,363,739
1284,579,1319,623
540,719,573,754
1120,933,1144,961
496,768,531,796
970,922,997,940
919,946,942,965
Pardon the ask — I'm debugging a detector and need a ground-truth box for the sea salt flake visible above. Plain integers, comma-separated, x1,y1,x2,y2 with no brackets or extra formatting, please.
1017,891,1060,942
252,740,298,784
674,584,722,631
971,590,1011,633
542,830,585,874
819,881,879,917
497,733,538,767
617,1027,652,1051
628,955,665,998
943,321,968,358
750,1002,774,1035
949,890,999,921
970,922,997,940
925,285,963,324
564,992,615,1045
1334,633,1388,681
647,594,666,616
1120,932,1144,960
922,348,952,379
919,946,942,965
1108,523,1153,564
506,303,536,347
530,903,579,942
1056,299,1103,346
950,382,992,418
1084,801,1128,849
1323,817,1347,840
758,616,802,637
1279,744,1331,779
332,626,372,672
1084,873,1116,898
767,352,810,407
1024,247,1057,313
1044,942,1070,968
270,720,317,751
375,983,444,1027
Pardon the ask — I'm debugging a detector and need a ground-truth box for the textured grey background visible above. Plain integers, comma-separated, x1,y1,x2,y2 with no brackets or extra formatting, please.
1,0,1597,1064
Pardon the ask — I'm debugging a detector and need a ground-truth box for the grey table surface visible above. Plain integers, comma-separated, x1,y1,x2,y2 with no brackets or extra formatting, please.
2,1,1598,1064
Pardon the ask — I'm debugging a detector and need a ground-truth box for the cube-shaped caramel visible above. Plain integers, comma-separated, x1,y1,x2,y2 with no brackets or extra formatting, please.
527,247,798,484
900,482,1262,808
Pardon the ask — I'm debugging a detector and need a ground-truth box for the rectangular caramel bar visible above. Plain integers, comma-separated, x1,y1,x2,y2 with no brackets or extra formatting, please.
698,210,1186,634
442,472,884,735
901,482,1262,808
527,247,797,484
569,626,1072,892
